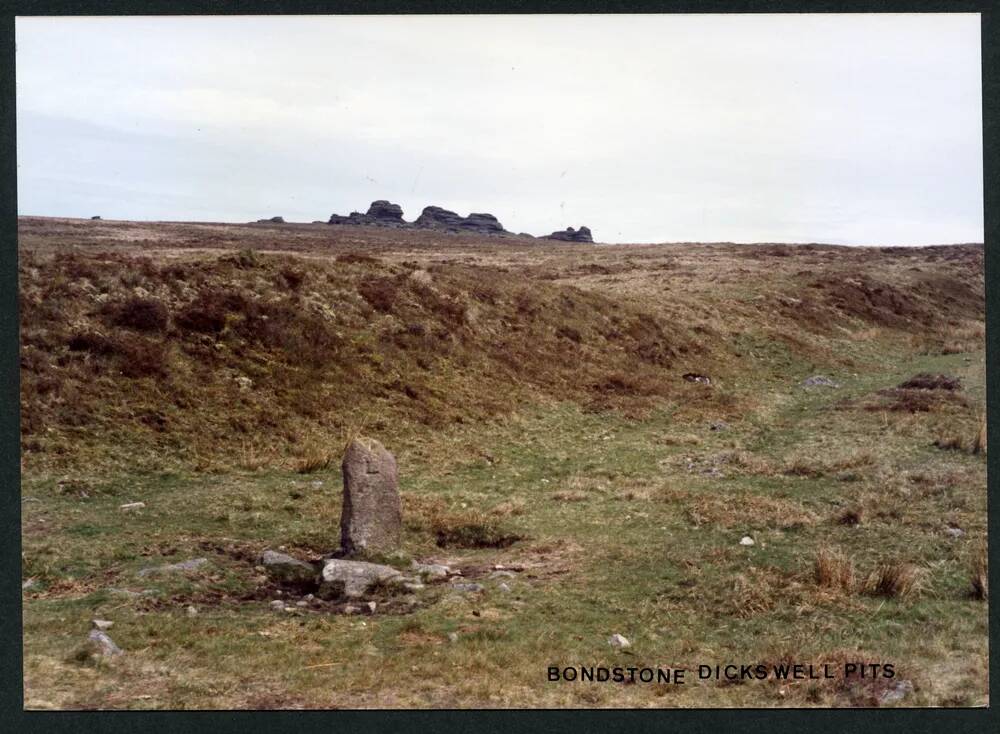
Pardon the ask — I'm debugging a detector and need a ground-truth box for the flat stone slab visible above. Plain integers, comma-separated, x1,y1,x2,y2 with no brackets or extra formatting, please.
318,558,402,600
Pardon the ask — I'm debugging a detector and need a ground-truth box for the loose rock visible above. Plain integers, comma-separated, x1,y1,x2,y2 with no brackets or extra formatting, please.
91,619,114,630
739,536,755,546
878,679,914,705
259,550,318,588
317,558,403,600
86,629,123,657
119,502,146,512
801,375,839,388
608,633,630,649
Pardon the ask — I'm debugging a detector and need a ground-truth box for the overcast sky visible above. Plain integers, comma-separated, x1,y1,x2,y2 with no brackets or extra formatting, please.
16,14,983,244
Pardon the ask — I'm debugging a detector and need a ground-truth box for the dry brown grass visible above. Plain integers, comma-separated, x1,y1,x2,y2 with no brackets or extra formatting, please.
781,448,876,478
972,413,987,455
293,443,334,474
685,493,817,530
863,561,925,599
814,547,856,592
970,547,988,600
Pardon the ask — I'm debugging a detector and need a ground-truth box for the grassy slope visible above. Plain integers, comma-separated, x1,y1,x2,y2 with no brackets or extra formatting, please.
19,217,987,708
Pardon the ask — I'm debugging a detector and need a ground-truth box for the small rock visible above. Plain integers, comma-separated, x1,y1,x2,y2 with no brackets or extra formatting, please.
447,632,459,643
343,605,360,615
490,570,516,579
608,633,630,649
709,421,729,432
318,558,403,600
450,582,484,593
497,582,511,593
878,679,914,705
683,373,712,385
304,594,315,601
295,600,308,608
259,550,318,588
186,605,198,617
269,600,285,611
365,601,377,614
944,526,965,538
411,561,451,579
801,375,839,388
86,629,123,657
119,502,146,512
91,619,114,630
739,536,755,546
403,582,425,592
22,578,37,591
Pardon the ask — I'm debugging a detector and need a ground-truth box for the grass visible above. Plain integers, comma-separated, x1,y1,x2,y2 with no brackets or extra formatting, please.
18,217,987,709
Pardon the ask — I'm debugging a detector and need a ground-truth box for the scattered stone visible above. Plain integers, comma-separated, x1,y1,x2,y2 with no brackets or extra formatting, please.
343,605,360,615
91,619,114,631
709,421,729,432
403,582,425,592
86,629,123,657
683,372,712,385
448,632,459,643
739,536,755,546
234,376,253,391
944,526,965,538
497,582,511,593
259,550,318,588
340,437,402,555
137,558,209,577
317,558,403,600
450,582,485,593
801,375,839,388
269,600,285,611
543,226,594,243
411,561,452,579
365,601,377,614
878,679,914,705
608,633,630,649
22,578,37,591
119,501,146,512
304,593,315,601
490,570,516,579
186,605,198,617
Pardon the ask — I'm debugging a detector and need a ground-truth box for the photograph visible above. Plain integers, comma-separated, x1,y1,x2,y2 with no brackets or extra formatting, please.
15,12,987,709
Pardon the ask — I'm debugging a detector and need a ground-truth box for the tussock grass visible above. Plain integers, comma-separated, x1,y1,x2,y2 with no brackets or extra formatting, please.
863,561,925,599
814,547,856,592
970,547,988,600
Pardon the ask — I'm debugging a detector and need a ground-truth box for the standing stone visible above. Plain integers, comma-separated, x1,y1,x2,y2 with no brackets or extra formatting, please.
340,437,402,555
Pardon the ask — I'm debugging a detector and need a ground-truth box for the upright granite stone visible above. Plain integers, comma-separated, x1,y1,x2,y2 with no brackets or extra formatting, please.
340,437,402,555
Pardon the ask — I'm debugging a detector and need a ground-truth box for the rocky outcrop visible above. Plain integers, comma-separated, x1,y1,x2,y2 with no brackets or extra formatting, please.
414,206,506,235
327,200,594,241
543,226,593,243
366,200,404,223
329,200,407,227
256,216,285,224
413,205,465,230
